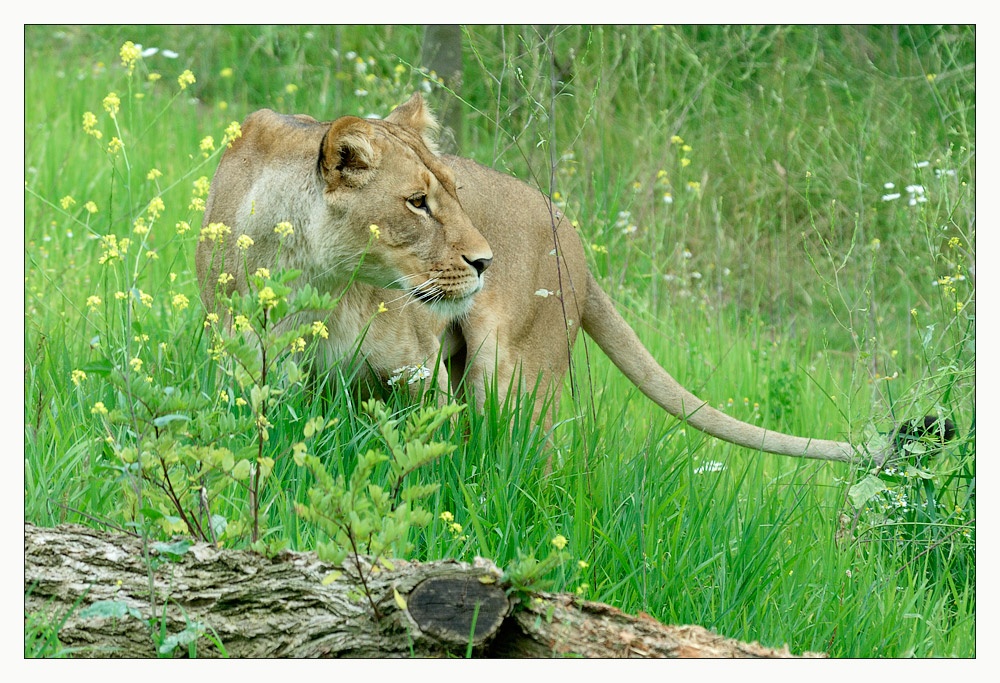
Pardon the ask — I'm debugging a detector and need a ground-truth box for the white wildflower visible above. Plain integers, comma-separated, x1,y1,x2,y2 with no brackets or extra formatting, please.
882,193,901,201
387,364,432,386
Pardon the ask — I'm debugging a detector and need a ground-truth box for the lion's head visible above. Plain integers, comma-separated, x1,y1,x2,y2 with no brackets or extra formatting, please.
199,93,492,318
316,94,492,316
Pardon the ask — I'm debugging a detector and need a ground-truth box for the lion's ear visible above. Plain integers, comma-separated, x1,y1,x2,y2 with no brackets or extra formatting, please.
320,116,379,189
385,92,440,152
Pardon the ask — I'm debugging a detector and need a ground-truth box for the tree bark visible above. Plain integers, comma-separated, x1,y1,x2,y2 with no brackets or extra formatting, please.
24,523,823,658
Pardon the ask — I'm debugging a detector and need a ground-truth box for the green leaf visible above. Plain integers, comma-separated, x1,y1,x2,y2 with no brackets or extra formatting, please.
210,515,228,538
158,622,206,655
848,475,888,508
79,600,142,620
151,539,192,560
231,459,251,480
80,359,113,376
393,587,407,611
904,464,935,480
152,413,190,428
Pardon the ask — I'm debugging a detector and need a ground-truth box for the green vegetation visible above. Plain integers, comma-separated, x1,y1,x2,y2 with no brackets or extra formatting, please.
24,25,974,657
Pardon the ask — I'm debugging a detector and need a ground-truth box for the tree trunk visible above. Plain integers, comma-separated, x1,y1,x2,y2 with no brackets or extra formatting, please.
24,523,823,658
420,24,463,153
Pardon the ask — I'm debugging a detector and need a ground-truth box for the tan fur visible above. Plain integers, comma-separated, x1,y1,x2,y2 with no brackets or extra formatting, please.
198,94,883,464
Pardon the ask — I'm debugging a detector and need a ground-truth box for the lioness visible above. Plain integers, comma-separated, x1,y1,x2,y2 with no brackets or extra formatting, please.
197,93,896,464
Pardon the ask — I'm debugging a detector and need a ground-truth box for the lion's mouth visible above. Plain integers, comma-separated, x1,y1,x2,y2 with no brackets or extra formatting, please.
409,280,480,318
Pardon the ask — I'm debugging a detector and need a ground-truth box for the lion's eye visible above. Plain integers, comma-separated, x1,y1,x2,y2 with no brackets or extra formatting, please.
408,195,428,211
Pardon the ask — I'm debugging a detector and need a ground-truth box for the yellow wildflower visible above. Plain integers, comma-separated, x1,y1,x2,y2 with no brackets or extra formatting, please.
91,402,109,416
176,221,191,235
86,295,102,311
120,41,140,73
59,196,76,210
236,234,254,251
578,560,589,569
274,221,294,238
147,72,161,82
71,369,87,386
132,217,149,235
439,511,455,523
285,83,299,94
108,137,123,154
220,67,234,78
172,293,190,311
551,534,568,550
147,168,162,181
114,291,126,300
102,92,121,117
222,121,242,146
178,69,196,90
369,223,381,239
145,250,158,261
377,302,388,314
670,134,684,144
82,111,102,139
217,272,235,286
199,136,215,156
252,267,270,279
682,144,692,152
204,313,220,328
291,337,307,352
311,320,329,339
129,357,143,372
84,201,98,214
681,158,691,167
235,397,247,407
192,176,211,197
258,286,278,308
233,314,251,332
147,196,165,219
200,222,230,242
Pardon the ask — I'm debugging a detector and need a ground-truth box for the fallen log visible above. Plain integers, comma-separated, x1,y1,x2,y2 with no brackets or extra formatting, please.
24,523,822,658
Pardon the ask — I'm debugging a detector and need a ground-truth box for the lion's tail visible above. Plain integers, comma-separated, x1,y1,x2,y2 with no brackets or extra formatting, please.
580,271,866,463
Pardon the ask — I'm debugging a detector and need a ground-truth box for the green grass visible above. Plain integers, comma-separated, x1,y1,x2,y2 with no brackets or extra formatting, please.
24,25,975,657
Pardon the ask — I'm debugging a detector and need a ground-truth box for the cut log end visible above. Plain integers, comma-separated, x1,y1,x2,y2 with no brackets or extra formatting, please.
407,574,509,646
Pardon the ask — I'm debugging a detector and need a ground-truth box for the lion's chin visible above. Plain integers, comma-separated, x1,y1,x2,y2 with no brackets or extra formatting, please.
423,294,476,319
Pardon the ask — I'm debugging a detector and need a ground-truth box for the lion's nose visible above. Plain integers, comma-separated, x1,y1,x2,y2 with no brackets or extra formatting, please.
464,255,492,277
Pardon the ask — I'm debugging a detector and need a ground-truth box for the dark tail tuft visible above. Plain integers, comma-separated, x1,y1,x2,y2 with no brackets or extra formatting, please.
893,416,957,454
